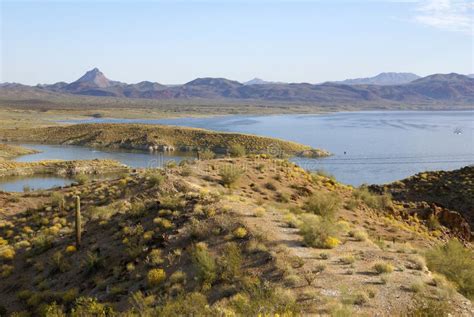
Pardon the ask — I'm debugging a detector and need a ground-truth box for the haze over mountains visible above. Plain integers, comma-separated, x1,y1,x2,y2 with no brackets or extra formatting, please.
329,72,421,86
1,68,474,105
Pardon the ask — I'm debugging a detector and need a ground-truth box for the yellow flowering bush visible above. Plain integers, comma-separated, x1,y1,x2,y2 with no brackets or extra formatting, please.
0,247,16,260
323,237,340,249
233,227,247,239
66,245,77,253
147,268,166,287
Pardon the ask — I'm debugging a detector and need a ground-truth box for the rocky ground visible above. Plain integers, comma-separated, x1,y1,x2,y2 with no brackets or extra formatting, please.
371,166,474,241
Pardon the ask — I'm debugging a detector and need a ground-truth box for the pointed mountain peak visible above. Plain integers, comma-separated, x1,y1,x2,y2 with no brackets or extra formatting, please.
75,68,111,88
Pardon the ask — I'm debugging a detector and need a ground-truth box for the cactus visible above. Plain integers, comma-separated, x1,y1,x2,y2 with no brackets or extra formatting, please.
75,196,81,248
60,198,65,213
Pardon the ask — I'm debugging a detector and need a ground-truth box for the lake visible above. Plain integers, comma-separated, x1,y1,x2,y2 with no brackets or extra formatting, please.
14,144,194,168
0,175,74,192
0,144,194,192
63,110,474,185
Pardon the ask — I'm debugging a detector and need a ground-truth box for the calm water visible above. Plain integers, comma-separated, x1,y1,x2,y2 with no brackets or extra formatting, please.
14,144,193,168
0,144,194,192
0,175,74,192
64,111,474,185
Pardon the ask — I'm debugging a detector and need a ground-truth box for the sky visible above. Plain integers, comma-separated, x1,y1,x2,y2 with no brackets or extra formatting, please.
1,0,473,85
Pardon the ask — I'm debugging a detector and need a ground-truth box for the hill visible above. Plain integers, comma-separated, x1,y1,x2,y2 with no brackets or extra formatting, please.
371,166,474,240
0,144,38,160
0,123,329,157
0,156,473,315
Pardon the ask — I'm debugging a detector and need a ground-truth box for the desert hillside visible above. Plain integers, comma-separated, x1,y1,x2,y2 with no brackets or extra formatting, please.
0,156,472,316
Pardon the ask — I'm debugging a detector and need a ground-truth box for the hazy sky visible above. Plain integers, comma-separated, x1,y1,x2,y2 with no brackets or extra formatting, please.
1,0,473,85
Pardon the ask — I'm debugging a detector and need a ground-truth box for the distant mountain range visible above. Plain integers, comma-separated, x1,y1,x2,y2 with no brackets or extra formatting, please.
330,72,421,86
243,78,285,85
1,69,473,104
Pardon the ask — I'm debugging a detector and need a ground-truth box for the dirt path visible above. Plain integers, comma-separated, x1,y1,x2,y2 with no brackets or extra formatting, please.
225,196,474,316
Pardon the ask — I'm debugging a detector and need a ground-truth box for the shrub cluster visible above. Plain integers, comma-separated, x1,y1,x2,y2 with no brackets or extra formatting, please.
219,165,243,187
425,239,474,300
298,214,340,249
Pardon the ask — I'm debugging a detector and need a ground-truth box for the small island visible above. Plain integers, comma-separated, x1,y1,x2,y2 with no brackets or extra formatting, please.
0,123,331,158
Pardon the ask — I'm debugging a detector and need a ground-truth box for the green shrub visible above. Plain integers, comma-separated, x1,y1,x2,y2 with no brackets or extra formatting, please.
146,170,165,186
373,262,394,274
408,279,425,293
123,224,146,259
89,205,117,221
199,149,215,160
169,270,187,285
342,290,369,306
407,255,426,271
74,174,89,185
304,191,342,220
42,302,66,317
228,284,299,316
407,294,452,317
147,268,166,287
180,165,193,177
298,214,340,249
51,251,70,274
426,214,441,231
219,242,242,283
349,229,368,242
70,297,114,316
83,252,103,275
345,198,359,211
159,292,216,316
219,165,243,187
31,234,54,255
50,192,64,208
229,144,246,157
146,249,164,266
340,256,355,265
165,160,177,169
191,242,217,287
352,188,392,210
425,239,474,299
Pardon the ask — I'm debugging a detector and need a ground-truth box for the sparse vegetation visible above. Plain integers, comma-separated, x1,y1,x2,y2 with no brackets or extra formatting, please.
304,191,342,220
74,174,89,185
298,214,340,249
373,262,394,274
0,151,472,316
229,143,246,157
425,239,474,299
353,187,392,210
147,268,166,287
199,149,215,160
219,165,243,187
191,242,217,287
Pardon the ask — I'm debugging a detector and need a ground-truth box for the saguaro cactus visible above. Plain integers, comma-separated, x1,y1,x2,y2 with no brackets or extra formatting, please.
75,195,81,248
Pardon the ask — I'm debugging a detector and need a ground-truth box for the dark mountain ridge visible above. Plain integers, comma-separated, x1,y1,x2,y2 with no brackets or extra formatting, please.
2,68,474,104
